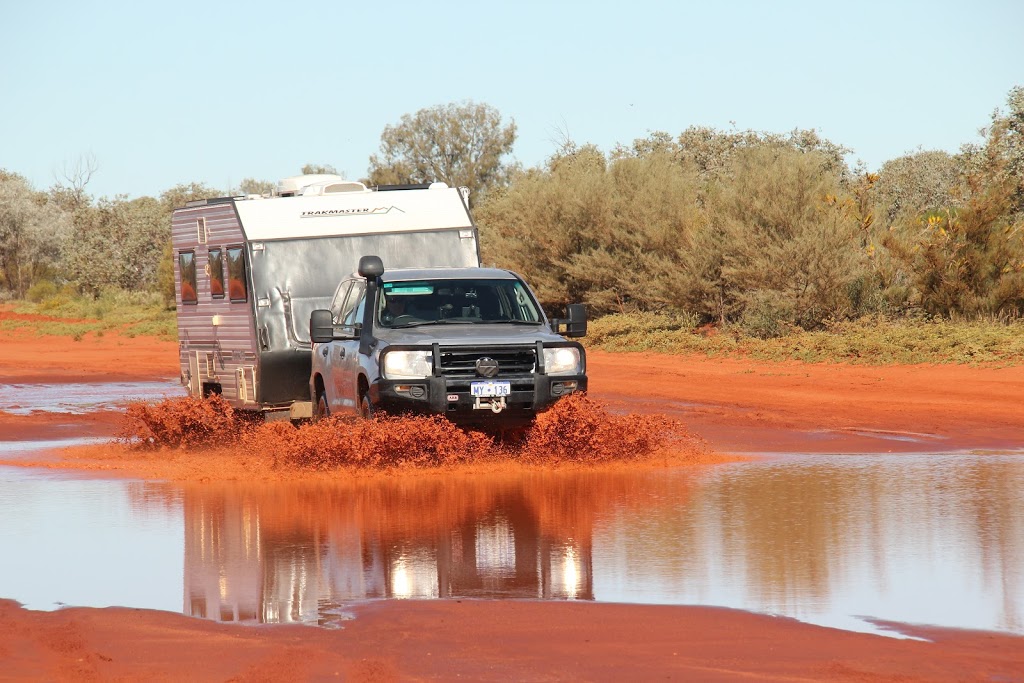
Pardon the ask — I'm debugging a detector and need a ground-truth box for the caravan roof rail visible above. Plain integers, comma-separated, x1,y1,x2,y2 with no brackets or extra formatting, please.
372,182,451,191
183,196,240,208
373,183,433,191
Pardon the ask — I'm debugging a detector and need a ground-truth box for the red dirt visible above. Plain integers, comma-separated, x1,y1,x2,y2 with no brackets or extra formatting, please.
1,599,1022,683
0,321,177,384
1,330,1023,681
587,349,1024,453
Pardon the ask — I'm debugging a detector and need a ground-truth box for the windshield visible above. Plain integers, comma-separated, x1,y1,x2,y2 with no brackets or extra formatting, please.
378,278,543,328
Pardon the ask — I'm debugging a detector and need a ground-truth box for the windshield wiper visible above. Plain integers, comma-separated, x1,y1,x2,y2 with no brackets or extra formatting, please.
481,320,542,325
388,319,477,328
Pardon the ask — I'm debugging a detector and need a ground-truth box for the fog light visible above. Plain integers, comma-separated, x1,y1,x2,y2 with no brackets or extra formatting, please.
409,386,426,399
551,381,579,396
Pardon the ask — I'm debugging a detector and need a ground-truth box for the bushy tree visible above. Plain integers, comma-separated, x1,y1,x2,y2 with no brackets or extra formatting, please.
479,136,867,331
366,101,518,204
0,171,70,297
884,139,1024,316
156,240,176,306
300,163,340,176
874,150,958,226
698,146,870,334
959,86,1024,222
477,144,603,309
159,182,221,212
617,126,851,183
238,177,275,196
478,143,703,314
48,153,98,215
57,181,221,297
62,195,167,294
881,87,1024,318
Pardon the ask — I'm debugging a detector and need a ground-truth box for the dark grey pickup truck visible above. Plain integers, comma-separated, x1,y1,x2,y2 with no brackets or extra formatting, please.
309,256,587,427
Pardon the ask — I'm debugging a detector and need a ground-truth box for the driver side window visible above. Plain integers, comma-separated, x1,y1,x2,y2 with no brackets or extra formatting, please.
329,281,352,322
340,282,366,327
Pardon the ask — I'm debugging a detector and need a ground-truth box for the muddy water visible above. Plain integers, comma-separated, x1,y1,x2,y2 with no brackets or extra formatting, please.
0,454,1021,636
0,381,182,415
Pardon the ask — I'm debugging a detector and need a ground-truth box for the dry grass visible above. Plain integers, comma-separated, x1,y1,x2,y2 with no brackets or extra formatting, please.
5,289,176,340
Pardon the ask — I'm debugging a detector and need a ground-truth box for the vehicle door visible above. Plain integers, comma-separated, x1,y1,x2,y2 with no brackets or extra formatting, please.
321,279,353,412
335,281,367,414
335,280,368,413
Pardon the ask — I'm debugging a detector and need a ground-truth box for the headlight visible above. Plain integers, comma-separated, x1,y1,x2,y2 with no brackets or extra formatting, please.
543,347,581,376
383,350,432,379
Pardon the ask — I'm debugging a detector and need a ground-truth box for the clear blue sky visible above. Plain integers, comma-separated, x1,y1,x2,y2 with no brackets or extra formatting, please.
2,0,1021,200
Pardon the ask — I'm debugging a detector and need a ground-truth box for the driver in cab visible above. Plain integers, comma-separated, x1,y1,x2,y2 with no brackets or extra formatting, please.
381,292,411,325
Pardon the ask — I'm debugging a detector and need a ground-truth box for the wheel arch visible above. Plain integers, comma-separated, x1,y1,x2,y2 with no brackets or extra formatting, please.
312,372,326,399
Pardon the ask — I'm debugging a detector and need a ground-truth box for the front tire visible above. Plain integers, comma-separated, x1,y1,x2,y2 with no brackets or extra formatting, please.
358,393,374,419
314,391,330,421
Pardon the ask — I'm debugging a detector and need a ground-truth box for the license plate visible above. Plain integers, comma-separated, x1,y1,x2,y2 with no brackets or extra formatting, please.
471,381,511,397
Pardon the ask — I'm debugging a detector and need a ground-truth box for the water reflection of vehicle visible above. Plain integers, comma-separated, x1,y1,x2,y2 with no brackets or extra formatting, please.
162,456,1023,634
181,476,597,625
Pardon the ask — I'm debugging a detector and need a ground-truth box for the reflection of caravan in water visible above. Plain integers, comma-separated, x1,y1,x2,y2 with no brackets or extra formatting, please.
182,486,592,625
171,175,479,418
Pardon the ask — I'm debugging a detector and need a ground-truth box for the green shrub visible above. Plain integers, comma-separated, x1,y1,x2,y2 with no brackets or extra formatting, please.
25,280,58,303
736,290,795,339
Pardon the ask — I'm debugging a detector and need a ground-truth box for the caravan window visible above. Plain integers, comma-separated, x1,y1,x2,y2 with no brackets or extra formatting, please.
208,248,225,298
178,251,198,304
226,247,247,303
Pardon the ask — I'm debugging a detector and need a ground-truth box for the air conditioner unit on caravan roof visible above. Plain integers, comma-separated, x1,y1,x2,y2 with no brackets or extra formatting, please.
277,174,363,197
301,180,368,196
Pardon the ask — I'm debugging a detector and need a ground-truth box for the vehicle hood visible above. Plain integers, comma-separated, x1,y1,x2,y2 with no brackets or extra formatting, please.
377,324,571,347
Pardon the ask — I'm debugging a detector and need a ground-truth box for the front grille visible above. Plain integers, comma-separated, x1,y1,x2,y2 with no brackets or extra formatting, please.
438,346,536,379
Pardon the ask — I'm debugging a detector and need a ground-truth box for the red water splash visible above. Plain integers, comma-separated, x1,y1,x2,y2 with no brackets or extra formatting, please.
521,393,684,463
119,394,238,448
245,415,494,470
119,393,701,468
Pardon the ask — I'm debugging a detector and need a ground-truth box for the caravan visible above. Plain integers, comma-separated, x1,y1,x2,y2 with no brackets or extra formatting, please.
171,175,479,419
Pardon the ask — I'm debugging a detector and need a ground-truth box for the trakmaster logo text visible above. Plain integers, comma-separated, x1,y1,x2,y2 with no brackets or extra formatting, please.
300,206,406,218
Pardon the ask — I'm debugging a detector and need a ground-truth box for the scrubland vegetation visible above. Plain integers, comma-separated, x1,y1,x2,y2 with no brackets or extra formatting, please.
2,288,175,340
2,91,1022,362
587,312,1024,365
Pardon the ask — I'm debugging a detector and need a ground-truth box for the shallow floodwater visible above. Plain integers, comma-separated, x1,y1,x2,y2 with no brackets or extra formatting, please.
0,453,1021,637
0,381,182,415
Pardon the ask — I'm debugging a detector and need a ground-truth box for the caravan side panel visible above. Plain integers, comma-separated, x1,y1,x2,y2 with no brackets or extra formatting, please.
172,202,259,407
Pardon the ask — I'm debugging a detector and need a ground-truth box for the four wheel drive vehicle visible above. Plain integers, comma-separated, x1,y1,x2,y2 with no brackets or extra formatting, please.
309,256,588,427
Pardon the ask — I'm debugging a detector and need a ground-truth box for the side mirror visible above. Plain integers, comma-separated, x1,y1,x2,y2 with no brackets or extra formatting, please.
310,309,335,344
566,304,587,338
358,255,384,279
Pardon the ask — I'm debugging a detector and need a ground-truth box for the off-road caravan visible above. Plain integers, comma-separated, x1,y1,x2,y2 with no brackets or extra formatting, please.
171,175,480,419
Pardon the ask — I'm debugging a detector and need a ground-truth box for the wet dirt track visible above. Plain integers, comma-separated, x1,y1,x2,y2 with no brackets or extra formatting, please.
1,326,1024,681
